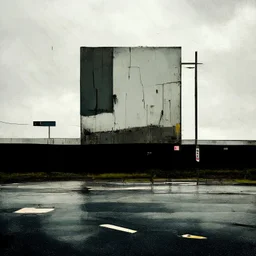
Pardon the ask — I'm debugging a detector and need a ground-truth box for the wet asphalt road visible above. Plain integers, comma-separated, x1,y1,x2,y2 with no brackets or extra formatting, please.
0,181,256,256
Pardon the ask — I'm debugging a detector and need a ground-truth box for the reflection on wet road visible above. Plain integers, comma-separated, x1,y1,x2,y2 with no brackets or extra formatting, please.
0,182,255,255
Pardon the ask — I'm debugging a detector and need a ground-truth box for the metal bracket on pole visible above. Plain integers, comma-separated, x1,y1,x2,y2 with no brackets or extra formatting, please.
181,62,203,65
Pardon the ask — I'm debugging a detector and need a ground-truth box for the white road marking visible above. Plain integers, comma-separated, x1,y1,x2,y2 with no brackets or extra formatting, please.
14,207,54,214
100,224,137,234
181,234,207,239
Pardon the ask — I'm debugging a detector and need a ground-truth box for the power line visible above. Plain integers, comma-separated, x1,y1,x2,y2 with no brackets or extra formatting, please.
69,125,80,127
0,120,80,127
0,120,29,126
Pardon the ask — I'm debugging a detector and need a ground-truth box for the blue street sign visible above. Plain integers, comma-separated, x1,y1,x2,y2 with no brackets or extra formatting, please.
33,121,56,127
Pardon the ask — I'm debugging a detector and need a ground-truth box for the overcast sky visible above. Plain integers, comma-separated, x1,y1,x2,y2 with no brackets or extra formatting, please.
0,0,256,140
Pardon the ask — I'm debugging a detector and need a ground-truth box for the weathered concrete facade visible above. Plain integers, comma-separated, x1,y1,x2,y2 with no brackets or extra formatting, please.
82,125,181,144
80,46,182,144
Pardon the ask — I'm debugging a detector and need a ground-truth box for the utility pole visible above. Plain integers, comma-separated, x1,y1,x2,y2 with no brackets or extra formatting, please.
194,51,200,185
195,51,198,147
182,51,203,184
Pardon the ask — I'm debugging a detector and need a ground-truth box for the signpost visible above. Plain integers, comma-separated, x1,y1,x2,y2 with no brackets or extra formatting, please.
33,121,56,139
196,146,200,162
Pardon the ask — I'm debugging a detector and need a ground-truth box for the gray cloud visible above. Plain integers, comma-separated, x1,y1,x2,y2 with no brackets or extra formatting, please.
187,0,242,25
0,0,255,140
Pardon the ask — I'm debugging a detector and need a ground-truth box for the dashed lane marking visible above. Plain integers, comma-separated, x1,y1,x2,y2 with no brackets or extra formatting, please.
100,224,137,234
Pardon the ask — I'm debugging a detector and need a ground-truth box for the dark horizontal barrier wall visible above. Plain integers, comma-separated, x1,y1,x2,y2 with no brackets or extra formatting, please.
1,144,256,173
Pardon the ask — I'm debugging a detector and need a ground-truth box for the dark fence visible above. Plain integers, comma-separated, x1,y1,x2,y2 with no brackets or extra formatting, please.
1,143,256,173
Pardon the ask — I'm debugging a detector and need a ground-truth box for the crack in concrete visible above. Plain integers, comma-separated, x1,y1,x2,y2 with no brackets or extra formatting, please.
128,66,146,109
156,81,181,86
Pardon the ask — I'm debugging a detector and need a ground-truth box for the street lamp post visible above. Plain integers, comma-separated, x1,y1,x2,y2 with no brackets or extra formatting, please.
181,51,203,167
195,51,198,147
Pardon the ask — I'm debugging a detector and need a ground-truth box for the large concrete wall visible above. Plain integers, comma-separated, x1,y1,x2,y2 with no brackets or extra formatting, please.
80,47,181,145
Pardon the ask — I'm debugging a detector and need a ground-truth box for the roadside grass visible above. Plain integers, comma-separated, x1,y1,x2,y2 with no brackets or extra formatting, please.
233,179,256,184
89,173,150,179
0,169,255,184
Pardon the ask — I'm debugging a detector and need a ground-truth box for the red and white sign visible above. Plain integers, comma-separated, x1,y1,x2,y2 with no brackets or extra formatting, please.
196,146,200,162
174,145,180,151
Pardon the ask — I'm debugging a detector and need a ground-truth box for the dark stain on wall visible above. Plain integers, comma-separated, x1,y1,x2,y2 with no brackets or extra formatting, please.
80,47,113,116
